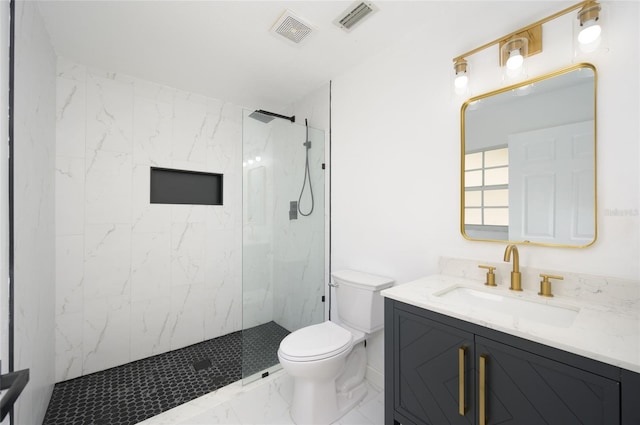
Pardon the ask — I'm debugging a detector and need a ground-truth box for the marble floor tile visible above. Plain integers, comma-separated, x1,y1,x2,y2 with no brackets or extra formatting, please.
138,370,384,425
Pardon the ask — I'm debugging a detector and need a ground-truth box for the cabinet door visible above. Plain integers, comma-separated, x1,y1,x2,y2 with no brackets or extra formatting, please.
394,308,474,425
476,336,620,425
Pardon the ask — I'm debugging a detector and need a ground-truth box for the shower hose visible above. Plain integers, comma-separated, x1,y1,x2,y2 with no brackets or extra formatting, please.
298,119,314,216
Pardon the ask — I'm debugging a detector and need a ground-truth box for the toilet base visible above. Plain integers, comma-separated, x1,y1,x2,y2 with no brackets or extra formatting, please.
288,343,368,424
290,376,338,424
289,378,368,425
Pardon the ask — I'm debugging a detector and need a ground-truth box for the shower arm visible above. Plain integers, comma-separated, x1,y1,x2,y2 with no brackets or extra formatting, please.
255,109,296,123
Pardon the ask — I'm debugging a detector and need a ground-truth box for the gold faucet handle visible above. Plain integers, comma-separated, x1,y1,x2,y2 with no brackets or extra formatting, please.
478,265,497,286
538,273,563,297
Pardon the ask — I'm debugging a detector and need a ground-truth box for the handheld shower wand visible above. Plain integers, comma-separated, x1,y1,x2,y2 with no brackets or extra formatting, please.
298,119,314,217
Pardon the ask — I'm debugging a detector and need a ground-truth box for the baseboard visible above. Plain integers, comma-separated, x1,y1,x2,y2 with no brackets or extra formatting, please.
365,364,384,391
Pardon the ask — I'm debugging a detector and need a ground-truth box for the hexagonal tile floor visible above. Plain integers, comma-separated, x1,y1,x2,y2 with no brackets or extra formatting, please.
43,321,289,425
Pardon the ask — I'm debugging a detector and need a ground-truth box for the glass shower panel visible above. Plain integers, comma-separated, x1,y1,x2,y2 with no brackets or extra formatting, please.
241,110,325,383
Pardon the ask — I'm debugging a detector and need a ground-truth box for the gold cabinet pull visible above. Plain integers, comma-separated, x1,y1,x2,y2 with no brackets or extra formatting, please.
458,346,466,415
479,354,488,425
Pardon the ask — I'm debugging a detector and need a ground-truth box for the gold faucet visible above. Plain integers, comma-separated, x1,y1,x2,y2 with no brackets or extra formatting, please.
503,244,522,291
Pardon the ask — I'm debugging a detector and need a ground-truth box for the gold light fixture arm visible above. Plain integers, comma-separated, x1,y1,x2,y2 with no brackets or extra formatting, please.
453,1,592,64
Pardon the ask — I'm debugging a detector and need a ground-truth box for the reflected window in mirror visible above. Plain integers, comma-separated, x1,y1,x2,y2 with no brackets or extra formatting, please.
464,147,509,237
461,64,597,248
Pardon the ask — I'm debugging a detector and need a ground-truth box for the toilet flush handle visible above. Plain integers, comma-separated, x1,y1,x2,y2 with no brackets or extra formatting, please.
328,281,339,287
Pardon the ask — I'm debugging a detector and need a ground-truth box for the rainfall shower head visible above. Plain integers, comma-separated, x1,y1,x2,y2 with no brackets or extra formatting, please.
249,109,295,124
249,111,275,123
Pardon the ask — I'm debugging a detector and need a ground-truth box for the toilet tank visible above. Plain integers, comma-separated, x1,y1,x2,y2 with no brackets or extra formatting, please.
332,270,394,334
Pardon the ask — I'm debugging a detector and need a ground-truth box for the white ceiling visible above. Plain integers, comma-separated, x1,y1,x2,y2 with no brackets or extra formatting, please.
36,1,572,112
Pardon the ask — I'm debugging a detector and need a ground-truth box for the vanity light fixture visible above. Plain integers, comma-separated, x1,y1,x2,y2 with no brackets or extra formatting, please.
577,1,602,45
503,38,527,71
452,1,602,94
453,58,470,94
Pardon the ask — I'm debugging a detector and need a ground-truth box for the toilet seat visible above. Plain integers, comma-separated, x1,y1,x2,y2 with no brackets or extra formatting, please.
279,321,352,362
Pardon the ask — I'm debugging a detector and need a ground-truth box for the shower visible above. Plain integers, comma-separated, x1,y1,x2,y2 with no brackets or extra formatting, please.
247,110,315,217
242,109,325,383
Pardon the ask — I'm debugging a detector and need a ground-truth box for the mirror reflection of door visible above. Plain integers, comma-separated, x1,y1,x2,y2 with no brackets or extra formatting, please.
508,121,595,245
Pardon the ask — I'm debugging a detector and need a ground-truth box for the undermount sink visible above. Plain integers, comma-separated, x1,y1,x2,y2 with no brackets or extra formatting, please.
433,285,580,328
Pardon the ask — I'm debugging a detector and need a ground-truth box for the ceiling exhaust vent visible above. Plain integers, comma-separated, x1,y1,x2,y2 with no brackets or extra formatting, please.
271,10,314,46
334,1,378,32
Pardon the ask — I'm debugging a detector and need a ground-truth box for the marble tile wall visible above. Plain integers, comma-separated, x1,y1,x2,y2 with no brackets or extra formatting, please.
13,1,57,423
271,124,326,332
242,115,275,329
241,114,326,333
55,58,243,381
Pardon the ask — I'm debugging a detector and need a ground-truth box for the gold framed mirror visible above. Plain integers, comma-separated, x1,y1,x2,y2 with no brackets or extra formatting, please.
461,63,597,248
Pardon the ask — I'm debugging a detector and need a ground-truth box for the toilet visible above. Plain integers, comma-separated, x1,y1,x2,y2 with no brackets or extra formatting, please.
278,270,394,424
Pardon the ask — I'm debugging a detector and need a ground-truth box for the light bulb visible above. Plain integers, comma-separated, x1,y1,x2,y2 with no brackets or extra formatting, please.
506,49,524,70
255,156,262,162
454,74,468,89
248,159,254,165
243,161,247,167
577,2,602,48
453,59,469,95
578,19,601,45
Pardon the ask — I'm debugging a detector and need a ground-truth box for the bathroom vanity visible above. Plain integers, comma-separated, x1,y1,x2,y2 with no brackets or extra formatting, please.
382,274,640,425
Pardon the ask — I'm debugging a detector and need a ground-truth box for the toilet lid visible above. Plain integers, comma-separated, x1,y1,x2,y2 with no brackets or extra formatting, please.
279,321,352,361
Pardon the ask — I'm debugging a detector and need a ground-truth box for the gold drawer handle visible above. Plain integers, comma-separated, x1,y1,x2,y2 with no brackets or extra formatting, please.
479,354,488,425
458,346,466,415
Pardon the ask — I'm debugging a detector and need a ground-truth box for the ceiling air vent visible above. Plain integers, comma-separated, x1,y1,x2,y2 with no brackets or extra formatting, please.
334,1,378,32
271,10,314,46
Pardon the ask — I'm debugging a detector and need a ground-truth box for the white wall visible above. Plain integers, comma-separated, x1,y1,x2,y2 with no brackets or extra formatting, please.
55,58,243,381
13,1,57,423
331,1,639,287
330,2,639,384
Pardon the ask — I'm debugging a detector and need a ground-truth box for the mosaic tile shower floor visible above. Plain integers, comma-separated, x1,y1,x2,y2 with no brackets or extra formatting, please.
43,322,290,425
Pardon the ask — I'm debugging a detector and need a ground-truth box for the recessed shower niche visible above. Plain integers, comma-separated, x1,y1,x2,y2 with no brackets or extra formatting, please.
150,167,223,205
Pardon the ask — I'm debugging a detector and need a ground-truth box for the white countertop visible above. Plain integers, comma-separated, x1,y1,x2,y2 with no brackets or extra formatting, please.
381,274,640,374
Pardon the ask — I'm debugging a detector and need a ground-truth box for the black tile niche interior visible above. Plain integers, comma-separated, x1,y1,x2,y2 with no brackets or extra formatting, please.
150,167,223,206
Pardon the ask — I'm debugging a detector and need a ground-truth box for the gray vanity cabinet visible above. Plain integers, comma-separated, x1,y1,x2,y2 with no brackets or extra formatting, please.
392,307,474,424
385,298,633,425
475,336,619,424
